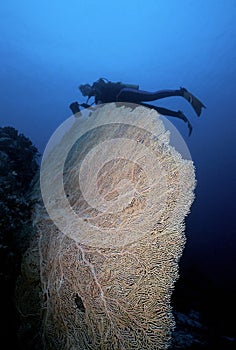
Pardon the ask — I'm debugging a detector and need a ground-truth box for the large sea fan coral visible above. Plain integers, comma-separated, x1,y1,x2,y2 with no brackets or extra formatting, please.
16,103,195,349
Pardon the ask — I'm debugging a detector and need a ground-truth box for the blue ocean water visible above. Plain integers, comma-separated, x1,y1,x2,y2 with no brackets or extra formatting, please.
1,0,235,338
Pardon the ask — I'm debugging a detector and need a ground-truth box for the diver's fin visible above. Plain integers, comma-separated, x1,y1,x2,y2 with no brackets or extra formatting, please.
181,87,206,116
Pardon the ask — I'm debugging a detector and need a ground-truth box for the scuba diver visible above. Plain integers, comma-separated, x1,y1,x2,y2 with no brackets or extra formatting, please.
70,78,206,135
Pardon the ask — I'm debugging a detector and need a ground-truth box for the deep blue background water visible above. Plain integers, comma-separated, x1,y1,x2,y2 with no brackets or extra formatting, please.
1,1,235,293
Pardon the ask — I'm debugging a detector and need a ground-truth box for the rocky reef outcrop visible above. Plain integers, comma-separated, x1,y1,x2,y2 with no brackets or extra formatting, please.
0,126,39,347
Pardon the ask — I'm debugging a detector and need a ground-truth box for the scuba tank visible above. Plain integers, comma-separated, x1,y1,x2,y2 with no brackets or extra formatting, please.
122,83,139,90
99,77,139,90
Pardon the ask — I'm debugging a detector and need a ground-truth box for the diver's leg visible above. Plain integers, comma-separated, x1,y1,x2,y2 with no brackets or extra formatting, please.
139,103,193,136
117,87,206,117
117,88,182,103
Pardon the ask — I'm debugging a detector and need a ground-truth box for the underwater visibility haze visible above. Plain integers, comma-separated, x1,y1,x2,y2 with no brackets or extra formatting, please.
0,0,236,348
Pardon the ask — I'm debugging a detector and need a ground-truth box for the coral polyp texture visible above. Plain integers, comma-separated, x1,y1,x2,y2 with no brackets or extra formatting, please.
16,103,196,349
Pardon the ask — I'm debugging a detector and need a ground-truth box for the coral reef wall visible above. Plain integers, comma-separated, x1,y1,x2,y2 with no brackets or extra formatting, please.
16,104,196,349
0,126,39,347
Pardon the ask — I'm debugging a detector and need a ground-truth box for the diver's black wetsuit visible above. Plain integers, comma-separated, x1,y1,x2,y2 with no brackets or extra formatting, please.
91,80,128,104
91,79,181,106
117,87,182,103
77,79,206,135
116,87,184,119
90,79,187,126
